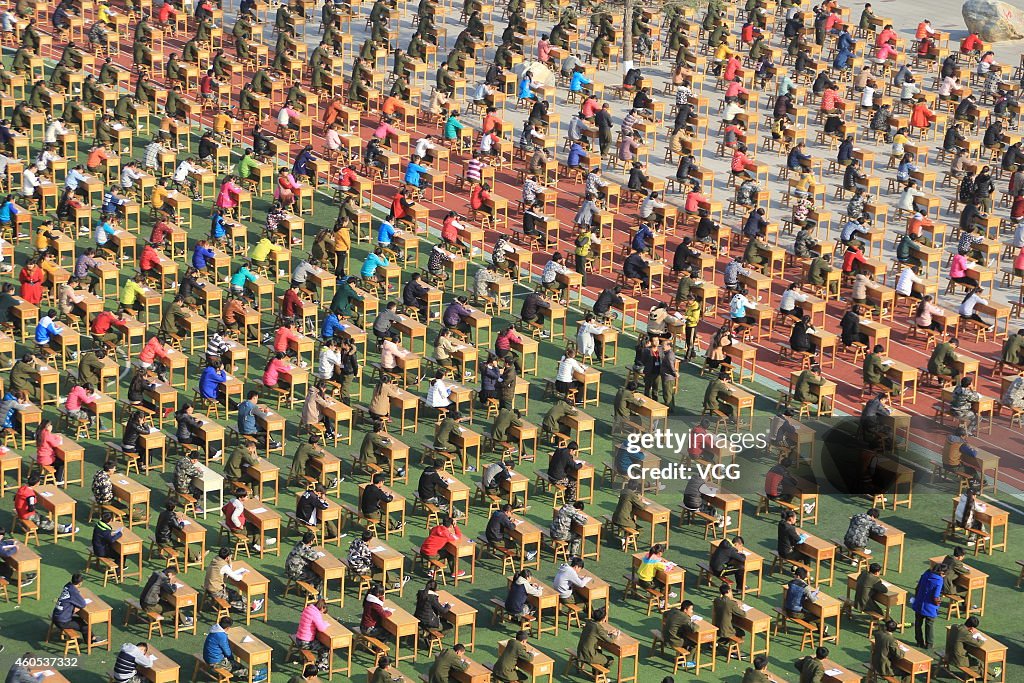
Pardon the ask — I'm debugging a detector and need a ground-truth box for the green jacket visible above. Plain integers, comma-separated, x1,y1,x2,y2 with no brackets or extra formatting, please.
577,619,614,666
808,257,832,286
492,408,522,443
871,629,900,677
291,443,321,477
1002,334,1024,365
945,624,975,669
224,445,259,480
541,399,574,433
662,608,694,649
928,342,958,375
428,648,469,683
797,656,825,683
494,641,530,682
703,379,730,411
712,595,745,640
611,489,643,528
863,353,887,385
742,669,771,683
853,570,888,613
793,370,824,403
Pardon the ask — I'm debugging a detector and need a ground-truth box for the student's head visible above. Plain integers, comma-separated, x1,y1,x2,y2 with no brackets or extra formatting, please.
719,583,732,597
71,572,84,585
219,616,233,629
815,646,829,660
866,508,880,519
868,562,881,575
218,547,232,560
783,510,797,524
753,654,768,670
965,616,980,630
515,630,529,642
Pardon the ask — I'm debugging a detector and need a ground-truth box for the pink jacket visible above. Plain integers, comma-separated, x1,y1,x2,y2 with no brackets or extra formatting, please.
140,336,168,364
36,430,62,467
262,358,291,387
216,180,241,209
65,385,96,412
373,122,398,140
295,603,329,642
950,253,969,279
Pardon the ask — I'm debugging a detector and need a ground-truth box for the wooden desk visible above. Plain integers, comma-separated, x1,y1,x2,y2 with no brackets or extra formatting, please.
34,485,76,543
631,552,684,609
78,586,113,653
317,613,354,679
844,573,907,633
733,601,771,663
796,531,837,587
783,584,841,647
226,626,273,683
869,519,905,574
381,599,419,664
437,589,478,650
140,644,182,683
241,498,281,558
369,541,406,598
227,561,270,625
963,629,1007,683
496,639,554,683
634,497,671,548
509,517,542,572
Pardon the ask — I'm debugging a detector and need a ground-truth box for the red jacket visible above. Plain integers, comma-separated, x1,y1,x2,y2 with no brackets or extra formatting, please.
14,484,36,520
139,245,160,271
842,248,867,273
91,310,117,334
360,597,388,630
281,288,303,319
420,523,461,557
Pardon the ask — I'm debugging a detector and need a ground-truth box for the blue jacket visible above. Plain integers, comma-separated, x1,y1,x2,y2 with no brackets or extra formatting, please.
211,213,227,240
321,312,345,340
92,519,123,558
613,444,643,475
292,149,314,176
199,366,227,400
569,71,591,93
785,578,810,613
193,245,216,270
0,200,20,222
376,221,396,245
52,581,87,625
237,400,257,435
203,624,233,665
404,162,427,187
505,577,528,615
912,569,944,618
34,318,61,344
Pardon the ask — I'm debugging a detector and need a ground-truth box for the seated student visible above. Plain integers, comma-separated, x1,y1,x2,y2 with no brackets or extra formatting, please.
575,606,618,671
361,472,403,532
710,535,747,588
712,583,747,643
51,572,93,640
203,616,249,677
852,562,889,615
783,567,817,620
91,509,124,563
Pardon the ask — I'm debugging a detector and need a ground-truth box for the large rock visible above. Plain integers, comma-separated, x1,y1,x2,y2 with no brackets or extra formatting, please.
962,0,1024,41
